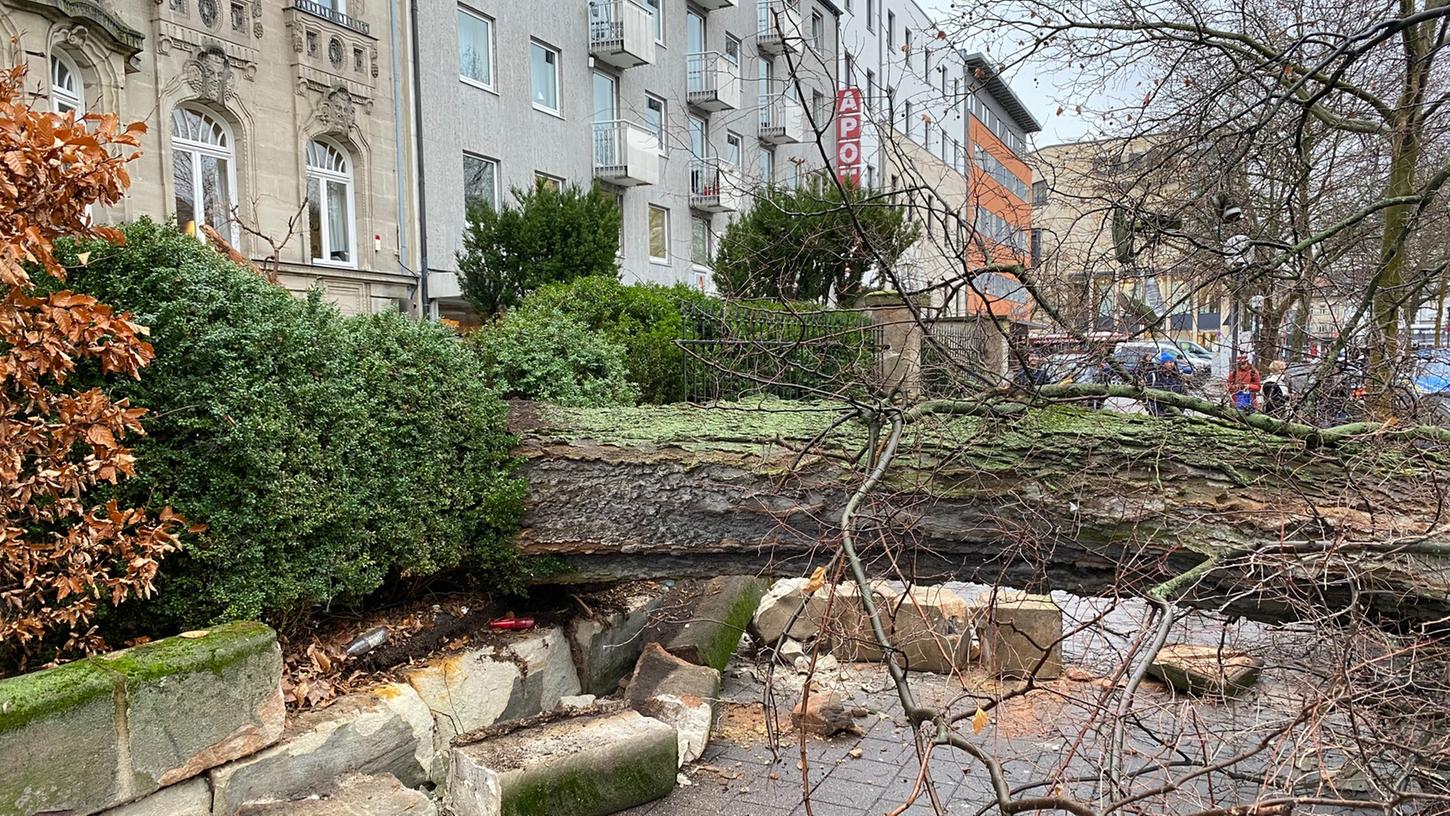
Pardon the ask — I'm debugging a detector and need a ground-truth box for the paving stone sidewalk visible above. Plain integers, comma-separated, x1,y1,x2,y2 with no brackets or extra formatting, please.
622,663,1033,816
628,586,1304,816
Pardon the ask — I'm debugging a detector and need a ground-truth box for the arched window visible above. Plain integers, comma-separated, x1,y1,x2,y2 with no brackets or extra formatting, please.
50,53,82,114
170,106,236,241
305,139,355,266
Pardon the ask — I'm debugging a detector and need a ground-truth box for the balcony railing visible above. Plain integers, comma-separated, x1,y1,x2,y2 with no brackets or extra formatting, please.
689,158,743,213
687,51,740,112
589,0,656,68
290,0,370,36
758,97,805,144
593,120,660,187
756,0,801,54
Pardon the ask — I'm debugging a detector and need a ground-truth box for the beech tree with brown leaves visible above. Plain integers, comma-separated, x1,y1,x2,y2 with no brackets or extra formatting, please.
0,64,185,668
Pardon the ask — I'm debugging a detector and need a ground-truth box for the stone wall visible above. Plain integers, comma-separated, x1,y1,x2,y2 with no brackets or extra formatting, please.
0,582,685,816
0,622,284,816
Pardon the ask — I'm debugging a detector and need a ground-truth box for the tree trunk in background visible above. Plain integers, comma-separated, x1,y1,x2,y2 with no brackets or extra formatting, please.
512,402,1450,627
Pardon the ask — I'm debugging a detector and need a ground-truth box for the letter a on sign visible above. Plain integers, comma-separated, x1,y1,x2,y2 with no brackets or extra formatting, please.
836,87,864,184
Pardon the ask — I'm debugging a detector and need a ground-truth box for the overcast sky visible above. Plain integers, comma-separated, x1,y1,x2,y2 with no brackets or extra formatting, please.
918,0,1095,148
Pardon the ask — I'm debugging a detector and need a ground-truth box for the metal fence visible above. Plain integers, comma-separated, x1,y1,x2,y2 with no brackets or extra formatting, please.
920,322,996,398
676,302,882,402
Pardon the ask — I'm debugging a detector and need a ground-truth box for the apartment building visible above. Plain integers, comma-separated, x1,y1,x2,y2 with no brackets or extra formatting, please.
9,0,1043,325
2,0,414,314
835,0,1038,318
1031,137,1234,360
415,0,842,321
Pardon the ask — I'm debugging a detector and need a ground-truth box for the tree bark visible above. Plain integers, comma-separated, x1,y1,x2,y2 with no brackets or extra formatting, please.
512,401,1450,627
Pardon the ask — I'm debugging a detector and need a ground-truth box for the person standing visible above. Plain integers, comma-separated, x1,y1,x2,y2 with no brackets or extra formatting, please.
1227,354,1262,411
1147,351,1186,416
1262,360,1292,417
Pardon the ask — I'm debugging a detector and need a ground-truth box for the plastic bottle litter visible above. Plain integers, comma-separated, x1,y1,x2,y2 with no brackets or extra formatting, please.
488,616,536,631
344,626,389,657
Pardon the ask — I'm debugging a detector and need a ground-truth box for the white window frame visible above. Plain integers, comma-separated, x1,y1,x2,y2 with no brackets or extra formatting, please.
463,152,499,212
50,52,83,114
457,6,496,91
648,204,670,264
645,0,665,45
530,40,562,116
810,12,824,52
535,171,564,191
691,216,712,270
305,138,357,269
725,131,743,166
688,114,708,159
645,93,668,154
724,34,742,65
170,105,239,245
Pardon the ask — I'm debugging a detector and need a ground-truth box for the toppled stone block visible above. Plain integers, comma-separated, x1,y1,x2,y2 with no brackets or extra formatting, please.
967,591,1063,679
509,626,585,716
0,659,124,816
100,779,212,816
828,583,966,673
645,576,766,672
210,683,433,815
101,622,286,790
568,584,667,695
626,643,721,767
1149,644,1262,696
791,688,863,737
640,693,712,766
626,643,723,708
891,586,967,673
447,710,677,816
402,626,581,765
826,580,899,663
237,772,435,816
751,578,831,644
0,621,283,816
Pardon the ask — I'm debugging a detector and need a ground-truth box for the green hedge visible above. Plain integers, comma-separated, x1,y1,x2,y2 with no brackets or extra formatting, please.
523,277,711,404
472,304,639,407
57,220,526,629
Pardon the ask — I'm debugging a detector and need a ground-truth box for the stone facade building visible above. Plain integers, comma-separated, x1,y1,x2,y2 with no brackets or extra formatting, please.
2,1,1040,322
3,0,413,314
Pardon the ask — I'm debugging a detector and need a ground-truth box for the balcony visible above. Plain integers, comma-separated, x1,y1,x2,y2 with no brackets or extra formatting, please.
593,120,660,187
687,52,740,112
690,158,746,213
589,0,656,69
758,97,806,144
291,0,371,37
756,0,801,55
695,0,737,9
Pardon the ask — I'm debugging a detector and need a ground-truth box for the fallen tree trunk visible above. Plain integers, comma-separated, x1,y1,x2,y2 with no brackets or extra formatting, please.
511,400,1450,626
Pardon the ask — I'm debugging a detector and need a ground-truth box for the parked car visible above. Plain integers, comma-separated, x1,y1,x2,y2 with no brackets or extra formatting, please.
1111,340,1210,382
1041,351,1105,384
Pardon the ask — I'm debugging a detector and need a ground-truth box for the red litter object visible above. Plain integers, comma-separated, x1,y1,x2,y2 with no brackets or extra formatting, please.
489,616,536,631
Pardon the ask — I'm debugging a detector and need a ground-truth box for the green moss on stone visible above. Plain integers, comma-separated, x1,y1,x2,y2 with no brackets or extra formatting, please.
500,731,676,816
0,659,117,734
91,621,276,684
696,578,766,673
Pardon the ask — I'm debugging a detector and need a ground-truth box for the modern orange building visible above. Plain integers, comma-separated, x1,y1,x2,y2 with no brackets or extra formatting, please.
959,54,1038,324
